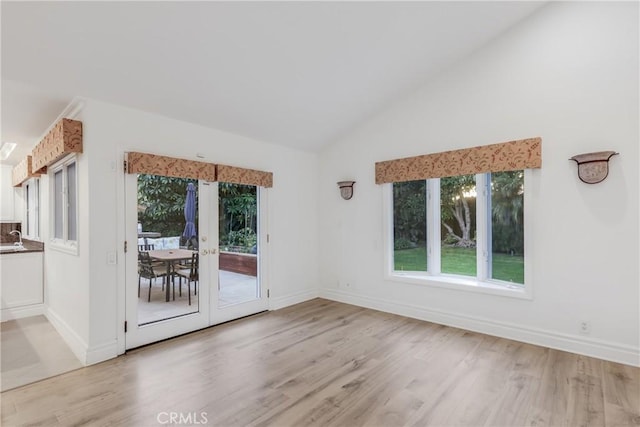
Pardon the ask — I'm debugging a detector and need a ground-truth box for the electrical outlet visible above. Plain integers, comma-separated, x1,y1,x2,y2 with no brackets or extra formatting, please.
579,321,591,335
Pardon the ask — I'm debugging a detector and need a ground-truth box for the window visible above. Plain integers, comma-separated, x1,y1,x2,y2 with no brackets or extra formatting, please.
440,174,477,277
50,156,78,252
387,170,528,298
23,178,40,240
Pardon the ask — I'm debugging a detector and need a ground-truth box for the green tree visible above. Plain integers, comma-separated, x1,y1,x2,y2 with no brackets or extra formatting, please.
440,175,476,248
393,180,426,249
219,183,257,250
491,171,524,255
137,174,197,237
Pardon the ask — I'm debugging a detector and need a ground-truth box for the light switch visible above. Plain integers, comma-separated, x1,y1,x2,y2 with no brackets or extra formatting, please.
107,251,117,265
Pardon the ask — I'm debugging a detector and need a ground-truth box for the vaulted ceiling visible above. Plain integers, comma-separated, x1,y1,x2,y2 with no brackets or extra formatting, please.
1,1,545,164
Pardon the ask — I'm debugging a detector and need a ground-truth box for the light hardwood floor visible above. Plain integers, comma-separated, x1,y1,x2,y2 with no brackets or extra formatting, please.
1,299,639,426
1,316,82,392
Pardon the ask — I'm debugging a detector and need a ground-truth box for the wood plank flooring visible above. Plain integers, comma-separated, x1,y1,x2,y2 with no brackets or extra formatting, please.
1,299,639,426
1,316,83,392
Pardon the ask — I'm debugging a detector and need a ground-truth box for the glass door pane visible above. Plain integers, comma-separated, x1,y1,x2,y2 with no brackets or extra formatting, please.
217,183,259,307
136,174,200,326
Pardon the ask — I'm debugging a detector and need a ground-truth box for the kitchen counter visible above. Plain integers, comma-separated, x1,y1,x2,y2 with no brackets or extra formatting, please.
0,239,44,255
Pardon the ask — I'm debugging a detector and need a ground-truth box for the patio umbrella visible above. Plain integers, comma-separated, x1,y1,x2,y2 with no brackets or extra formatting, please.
182,182,197,241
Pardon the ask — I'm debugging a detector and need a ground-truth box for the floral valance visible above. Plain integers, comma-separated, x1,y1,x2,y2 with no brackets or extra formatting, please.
12,156,41,187
217,164,273,188
126,152,217,181
31,118,83,173
126,152,273,187
375,137,541,184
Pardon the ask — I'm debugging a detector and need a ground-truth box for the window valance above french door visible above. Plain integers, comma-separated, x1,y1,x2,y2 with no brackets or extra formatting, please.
126,151,273,188
217,164,273,188
375,137,541,184
126,152,217,181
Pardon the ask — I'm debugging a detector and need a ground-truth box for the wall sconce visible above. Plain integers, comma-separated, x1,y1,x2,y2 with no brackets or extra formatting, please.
337,181,355,200
570,151,618,184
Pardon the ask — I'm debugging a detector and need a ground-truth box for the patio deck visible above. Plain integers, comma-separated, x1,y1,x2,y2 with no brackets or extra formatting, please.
137,270,258,325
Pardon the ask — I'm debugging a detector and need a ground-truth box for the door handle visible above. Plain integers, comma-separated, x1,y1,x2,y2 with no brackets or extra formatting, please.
201,249,209,256
211,248,217,254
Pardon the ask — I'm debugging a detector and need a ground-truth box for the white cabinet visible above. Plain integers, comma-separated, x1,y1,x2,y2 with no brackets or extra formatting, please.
0,252,44,320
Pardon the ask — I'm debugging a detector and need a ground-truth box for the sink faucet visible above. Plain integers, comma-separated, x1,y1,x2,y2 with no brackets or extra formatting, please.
9,230,22,247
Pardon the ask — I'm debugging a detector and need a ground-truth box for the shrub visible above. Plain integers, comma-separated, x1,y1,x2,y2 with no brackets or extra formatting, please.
394,238,417,250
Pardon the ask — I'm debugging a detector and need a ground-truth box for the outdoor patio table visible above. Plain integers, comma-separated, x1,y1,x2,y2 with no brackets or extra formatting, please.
148,249,197,302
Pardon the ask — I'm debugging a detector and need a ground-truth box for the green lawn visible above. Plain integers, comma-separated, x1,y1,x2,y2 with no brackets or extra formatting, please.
394,246,524,284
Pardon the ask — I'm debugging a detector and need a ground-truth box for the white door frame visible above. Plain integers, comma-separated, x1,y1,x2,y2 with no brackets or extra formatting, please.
123,174,212,349
117,155,271,353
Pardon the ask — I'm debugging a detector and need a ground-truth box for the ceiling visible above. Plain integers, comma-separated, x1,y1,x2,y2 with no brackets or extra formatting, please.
1,1,545,165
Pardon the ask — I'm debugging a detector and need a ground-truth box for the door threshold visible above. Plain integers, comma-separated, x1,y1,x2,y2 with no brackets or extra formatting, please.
125,310,268,353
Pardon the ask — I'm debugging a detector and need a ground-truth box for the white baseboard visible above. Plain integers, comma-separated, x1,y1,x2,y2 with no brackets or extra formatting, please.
270,288,318,310
320,289,640,367
1,303,45,322
45,307,88,366
86,340,118,365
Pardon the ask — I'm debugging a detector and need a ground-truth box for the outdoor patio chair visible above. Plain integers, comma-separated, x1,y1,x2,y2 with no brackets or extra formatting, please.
138,251,169,302
138,246,165,289
175,252,198,305
179,236,198,251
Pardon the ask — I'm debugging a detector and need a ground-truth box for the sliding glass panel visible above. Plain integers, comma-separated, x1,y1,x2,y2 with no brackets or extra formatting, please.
392,180,427,272
490,171,525,284
218,183,259,307
440,174,477,277
136,174,199,326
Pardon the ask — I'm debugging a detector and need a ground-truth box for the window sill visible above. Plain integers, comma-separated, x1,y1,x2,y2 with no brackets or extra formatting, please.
386,272,532,300
49,240,79,256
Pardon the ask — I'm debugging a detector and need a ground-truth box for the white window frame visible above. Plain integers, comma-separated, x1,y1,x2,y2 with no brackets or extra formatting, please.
384,170,532,300
23,177,41,241
49,154,79,255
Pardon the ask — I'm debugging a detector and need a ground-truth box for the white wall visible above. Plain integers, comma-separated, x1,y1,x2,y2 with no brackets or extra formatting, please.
0,164,22,221
39,106,92,363
79,99,319,361
318,2,639,365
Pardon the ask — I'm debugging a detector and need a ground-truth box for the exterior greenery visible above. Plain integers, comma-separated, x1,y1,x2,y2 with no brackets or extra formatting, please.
491,171,524,256
219,183,257,253
393,171,524,283
441,174,477,248
137,175,258,253
394,246,524,284
137,174,198,238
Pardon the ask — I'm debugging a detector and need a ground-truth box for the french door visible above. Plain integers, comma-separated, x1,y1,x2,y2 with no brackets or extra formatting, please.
124,173,268,350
